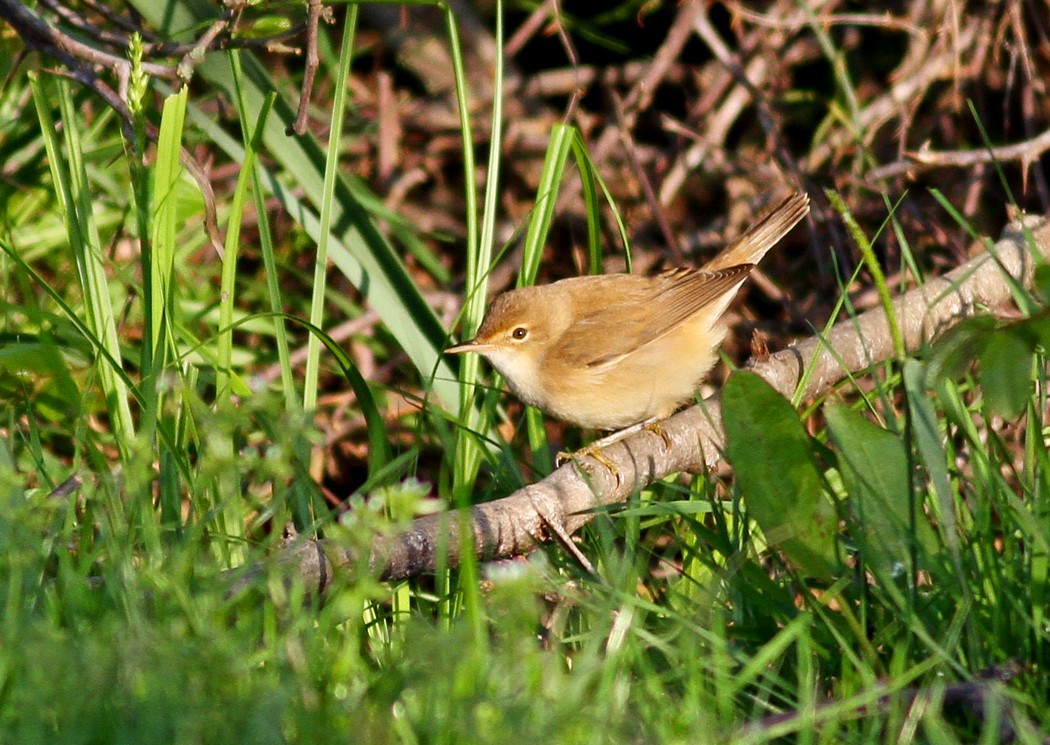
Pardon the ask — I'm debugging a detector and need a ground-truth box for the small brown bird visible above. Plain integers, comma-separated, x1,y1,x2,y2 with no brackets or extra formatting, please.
447,191,810,431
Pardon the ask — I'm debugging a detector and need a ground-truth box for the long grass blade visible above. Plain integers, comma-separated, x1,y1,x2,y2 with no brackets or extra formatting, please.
30,75,136,454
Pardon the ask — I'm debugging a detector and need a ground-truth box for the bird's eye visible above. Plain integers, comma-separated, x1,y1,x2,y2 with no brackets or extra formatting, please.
511,327,528,340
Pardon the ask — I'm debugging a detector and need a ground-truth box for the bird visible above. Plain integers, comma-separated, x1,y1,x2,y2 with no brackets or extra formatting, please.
447,191,810,433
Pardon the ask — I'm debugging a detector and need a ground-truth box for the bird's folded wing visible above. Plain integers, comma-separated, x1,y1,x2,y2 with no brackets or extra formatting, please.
557,265,753,370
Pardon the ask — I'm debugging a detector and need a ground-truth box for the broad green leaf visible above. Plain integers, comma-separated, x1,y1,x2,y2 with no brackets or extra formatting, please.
723,372,840,579
923,314,995,387
979,329,1033,419
1026,312,1050,346
825,405,936,575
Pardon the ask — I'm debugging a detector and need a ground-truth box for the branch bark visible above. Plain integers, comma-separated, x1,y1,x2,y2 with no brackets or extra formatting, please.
230,210,1050,594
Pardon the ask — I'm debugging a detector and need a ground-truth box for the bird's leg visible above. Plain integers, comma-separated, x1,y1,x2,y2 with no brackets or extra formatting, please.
555,415,673,484
555,442,622,485
560,444,622,486
643,420,673,449
555,416,659,465
594,416,664,450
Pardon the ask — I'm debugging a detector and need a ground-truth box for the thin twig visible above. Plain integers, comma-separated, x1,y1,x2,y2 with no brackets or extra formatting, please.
289,0,324,136
47,473,83,501
37,0,142,49
504,0,555,59
0,0,174,79
690,2,801,184
867,127,1050,182
78,0,154,37
176,13,232,85
725,3,927,37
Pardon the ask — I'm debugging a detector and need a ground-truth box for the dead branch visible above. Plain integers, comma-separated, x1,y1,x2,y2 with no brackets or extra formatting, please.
0,0,174,82
805,15,981,174
867,127,1050,182
230,207,1050,592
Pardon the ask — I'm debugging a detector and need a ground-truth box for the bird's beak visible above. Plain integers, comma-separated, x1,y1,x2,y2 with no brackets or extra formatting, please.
446,339,482,355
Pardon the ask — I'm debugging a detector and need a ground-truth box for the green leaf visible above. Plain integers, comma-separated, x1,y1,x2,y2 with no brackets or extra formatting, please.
923,314,995,387
236,15,293,40
31,75,136,453
825,405,936,575
723,372,840,579
1033,264,1050,304
979,329,1034,419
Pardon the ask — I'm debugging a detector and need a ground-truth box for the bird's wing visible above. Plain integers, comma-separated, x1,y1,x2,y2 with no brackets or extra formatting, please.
554,265,753,370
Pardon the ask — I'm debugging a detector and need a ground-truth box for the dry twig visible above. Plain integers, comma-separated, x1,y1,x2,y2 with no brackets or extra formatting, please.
288,0,328,136
868,128,1050,182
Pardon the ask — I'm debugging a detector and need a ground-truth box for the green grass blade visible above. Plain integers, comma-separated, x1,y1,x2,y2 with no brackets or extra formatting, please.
452,0,506,645
447,5,495,504
904,360,965,581
30,75,135,454
570,128,631,272
130,0,461,413
304,6,358,413
519,123,573,286
149,88,186,383
516,122,575,474
219,60,276,400
826,189,904,361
